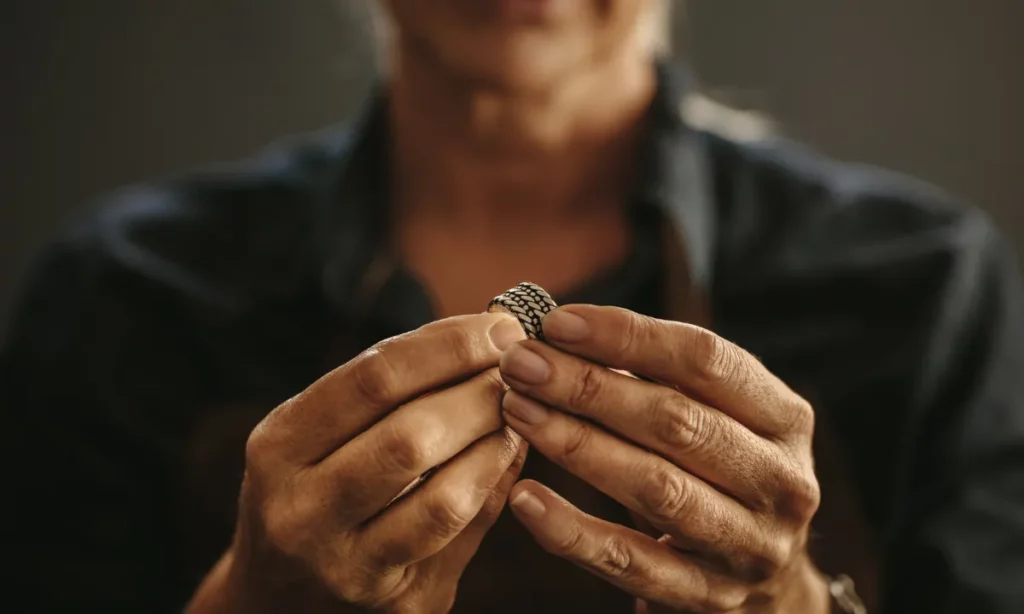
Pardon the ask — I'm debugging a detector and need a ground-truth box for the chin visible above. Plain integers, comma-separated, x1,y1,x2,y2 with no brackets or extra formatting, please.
460,59,570,93
386,0,652,91
433,36,592,93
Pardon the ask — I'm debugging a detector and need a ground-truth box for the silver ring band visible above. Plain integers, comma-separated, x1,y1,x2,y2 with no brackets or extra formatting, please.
487,282,559,340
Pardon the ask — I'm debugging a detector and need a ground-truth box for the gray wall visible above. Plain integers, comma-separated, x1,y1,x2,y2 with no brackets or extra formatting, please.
687,0,1023,238
3,1,1022,339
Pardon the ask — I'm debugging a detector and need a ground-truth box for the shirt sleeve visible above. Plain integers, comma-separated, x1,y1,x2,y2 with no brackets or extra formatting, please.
2,231,205,612
878,213,1024,613
710,135,1024,612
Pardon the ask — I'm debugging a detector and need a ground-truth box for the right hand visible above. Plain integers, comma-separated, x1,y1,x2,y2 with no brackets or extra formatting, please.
188,313,529,614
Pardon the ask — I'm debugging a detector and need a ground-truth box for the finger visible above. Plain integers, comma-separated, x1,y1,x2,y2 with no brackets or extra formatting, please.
502,392,790,581
500,341,786,508
317,368,508,525
259,313,525,465
432,438,529,580
540,305,813,439
355,428,524,568
508,480,748,612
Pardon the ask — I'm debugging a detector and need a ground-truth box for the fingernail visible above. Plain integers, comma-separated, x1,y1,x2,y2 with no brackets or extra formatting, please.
510,489,546,519
543,309,590,343
489,316,526,351
501,344,550,384
502,391,550,426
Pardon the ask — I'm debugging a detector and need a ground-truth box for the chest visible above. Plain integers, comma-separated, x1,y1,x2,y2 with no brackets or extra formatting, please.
396,215,630,318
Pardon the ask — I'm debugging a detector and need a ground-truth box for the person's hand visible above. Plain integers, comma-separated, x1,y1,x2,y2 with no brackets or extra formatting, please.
498,305,829,613
187,313,529,614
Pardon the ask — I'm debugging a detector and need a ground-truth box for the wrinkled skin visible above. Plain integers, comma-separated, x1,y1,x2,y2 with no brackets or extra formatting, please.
188,314,531,613
499,306,828,613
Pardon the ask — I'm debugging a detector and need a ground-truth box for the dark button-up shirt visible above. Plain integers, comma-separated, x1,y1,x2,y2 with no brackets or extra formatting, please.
4,64,1023,612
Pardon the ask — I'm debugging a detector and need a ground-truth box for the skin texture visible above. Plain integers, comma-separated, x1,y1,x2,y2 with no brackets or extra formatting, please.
500,306,830,612
188,314,531,613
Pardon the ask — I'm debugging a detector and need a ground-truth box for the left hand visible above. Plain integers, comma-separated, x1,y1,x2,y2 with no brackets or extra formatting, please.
498,305,829,613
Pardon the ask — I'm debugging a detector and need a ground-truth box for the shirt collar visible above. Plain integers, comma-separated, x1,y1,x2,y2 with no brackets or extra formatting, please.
317,61,716,317
633,61,716,292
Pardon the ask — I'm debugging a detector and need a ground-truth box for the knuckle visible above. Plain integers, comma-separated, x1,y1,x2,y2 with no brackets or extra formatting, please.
560,420,596,464
323,567,368,603
617,310,650,355
651,393,713,455
569,363,606,409
732,539,788,584
551,520,588,557
702,582,749,613
747,480,776,514
329,566,402,609
261,501,308,559
379,419,439,475
639,468,691,523
440,324,487,367
423,488,478,539
352,346,402,407
243,420,275,476
590,535,635,579
780,468,821,521
689,326,739,386
366,535,416,572
569,362,606,409
764,534,797,576
244,395,303,474
784,395,816,436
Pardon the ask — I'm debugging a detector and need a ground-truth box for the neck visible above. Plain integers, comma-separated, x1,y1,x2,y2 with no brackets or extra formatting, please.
388,42,657,236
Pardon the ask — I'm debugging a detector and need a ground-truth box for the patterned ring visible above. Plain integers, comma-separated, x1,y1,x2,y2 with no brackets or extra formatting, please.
487,282,559,341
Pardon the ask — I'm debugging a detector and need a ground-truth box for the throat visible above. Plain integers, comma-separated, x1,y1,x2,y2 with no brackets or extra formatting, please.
398,207,632,318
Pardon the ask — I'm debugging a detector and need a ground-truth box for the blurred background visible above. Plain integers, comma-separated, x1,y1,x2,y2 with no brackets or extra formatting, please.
3,0,1022,342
